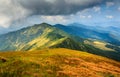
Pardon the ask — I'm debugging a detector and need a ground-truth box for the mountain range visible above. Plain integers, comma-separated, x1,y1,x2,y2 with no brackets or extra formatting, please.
0,23,120,61
55,23,120,45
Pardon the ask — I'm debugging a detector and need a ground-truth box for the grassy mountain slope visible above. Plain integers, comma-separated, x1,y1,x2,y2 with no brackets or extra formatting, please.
21,28,67,51
0,23,68,51
0,48,120,77
0,23,50,51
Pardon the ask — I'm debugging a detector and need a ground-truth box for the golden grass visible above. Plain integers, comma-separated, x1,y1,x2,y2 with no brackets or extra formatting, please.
84,40,114,51
0,48,120,77
93,41,114,51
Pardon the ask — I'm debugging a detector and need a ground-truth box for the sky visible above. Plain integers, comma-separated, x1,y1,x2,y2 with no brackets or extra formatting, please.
0,0,120,34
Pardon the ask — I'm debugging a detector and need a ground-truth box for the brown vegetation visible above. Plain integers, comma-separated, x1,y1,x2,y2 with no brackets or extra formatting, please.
0,48,120,77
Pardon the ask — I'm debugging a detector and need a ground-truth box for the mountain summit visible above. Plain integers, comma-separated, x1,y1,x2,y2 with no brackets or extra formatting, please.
0,23,85,51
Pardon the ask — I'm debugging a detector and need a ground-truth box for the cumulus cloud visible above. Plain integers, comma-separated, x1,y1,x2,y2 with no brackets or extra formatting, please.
118,7,120,11
0,0,29,28
40,15,68,24
80,15,92,19
106,15,114,19
0,15,11,28
93,6,101,12
80,15,86,19
88,15,92,18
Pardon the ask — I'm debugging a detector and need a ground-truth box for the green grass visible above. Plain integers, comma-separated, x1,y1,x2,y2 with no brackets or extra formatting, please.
0,48,120,77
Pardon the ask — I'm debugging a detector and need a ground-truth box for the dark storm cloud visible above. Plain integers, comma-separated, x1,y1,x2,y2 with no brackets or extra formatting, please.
17,0,104,15
17,0,120,15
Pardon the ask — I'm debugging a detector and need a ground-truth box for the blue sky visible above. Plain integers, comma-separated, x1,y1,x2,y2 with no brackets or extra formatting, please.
0,0,120,34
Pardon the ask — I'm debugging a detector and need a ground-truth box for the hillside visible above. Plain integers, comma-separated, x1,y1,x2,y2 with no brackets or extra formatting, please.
0,23,86,51
0,23,68,51
0,48,120,77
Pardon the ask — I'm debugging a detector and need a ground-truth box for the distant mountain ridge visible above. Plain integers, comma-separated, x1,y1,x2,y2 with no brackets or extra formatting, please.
54,23,120,46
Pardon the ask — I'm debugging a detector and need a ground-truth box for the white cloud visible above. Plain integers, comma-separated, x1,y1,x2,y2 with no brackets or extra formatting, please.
118,7,120,11
80,15,92,19
106,15,114,19
93,6,101,12
106,2,115,7
80,15,86,19
40,15,68,24
0,15,11,28
88,15,92,19
0,0,30,28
